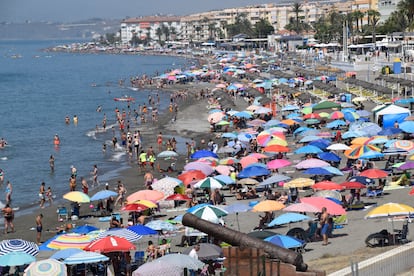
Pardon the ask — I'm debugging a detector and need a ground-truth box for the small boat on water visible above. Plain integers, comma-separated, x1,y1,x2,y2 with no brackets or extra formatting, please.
114,96,135,102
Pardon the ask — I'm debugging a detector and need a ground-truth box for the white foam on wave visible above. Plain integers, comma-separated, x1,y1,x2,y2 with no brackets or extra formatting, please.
0,157,7,160
110,151,126,162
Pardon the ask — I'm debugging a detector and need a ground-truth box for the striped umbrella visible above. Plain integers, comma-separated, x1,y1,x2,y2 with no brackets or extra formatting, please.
330,111,344,119
191,205,228,224
0,251,36,266
24,259,67,276
0,239,39,256
388,140,414,152
344,144,381,159
47,233,95,250
63,251,109,265
97,228,143,242
193,177,225,189
146,220,176,231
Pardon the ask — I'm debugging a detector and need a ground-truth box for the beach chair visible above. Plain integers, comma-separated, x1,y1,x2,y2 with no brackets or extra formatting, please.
394,221,409,244
57,206,68,221
366,189,383,197
133,251,146,266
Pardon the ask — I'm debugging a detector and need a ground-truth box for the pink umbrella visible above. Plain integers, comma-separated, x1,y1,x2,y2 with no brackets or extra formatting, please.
295,158,330,169
283,202,320,213
248,153,269,159
207,112,225,124
300,197,346,215
214,165,233,176
267,159,292,170
247,119,266,127
240,156,259,168
126,190,164,203
184,162,214,176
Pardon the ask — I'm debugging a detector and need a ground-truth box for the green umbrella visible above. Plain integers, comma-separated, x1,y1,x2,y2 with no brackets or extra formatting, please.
312,101,341,110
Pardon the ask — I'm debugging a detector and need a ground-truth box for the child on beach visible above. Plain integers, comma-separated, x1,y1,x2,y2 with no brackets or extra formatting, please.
46,187,53,206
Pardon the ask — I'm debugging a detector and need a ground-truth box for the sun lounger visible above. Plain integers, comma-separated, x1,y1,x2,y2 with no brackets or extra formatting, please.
366,189,383,197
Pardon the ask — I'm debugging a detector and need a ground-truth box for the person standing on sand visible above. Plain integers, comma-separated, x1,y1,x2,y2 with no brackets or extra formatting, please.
92,164,99,187
319,207,330,246
2,204,14,234
114,181,127,207
36,214,43,245
157,132,163,152
5,181,12,205
69,175,76,191
46,186,53,206
49,155,55,173
39,182,46,208
81,177,89,195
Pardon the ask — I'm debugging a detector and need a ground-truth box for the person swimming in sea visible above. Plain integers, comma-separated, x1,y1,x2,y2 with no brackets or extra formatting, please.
65,116,70,124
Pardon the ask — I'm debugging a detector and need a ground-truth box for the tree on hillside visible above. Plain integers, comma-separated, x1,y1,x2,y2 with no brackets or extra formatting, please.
254,18,274,38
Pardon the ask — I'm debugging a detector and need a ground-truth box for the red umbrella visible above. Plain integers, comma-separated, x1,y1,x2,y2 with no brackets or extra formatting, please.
303,113,321,119
263,145,290,153
300,197,346,215
126,190,164,203
312,181,343,190
340,181,366,190
85,236,136,253
409,187,414,195
121,203,149,212
177,170,206,185
359,169,388,179
165,194,190,201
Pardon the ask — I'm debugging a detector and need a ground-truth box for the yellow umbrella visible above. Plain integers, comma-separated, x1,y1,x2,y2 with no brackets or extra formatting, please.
318,112,330,118
63,191,90,203
365,203,414,219
252,200,285,212
237,178,259,185
125,199,157,208
284,178,315,188
351,137,371,145
265,138,288,147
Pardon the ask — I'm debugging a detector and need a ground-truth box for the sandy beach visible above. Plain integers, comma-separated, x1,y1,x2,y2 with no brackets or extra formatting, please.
5,50,414,275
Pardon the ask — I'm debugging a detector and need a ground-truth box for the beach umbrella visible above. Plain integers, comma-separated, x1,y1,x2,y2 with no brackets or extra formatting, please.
72,225,99,234
224,202,251,230
165,193,191,201
0,239,39,256
359,151,384,159
303,167,333,176
177,170,206,185
133,262,182,276
293,126,313,135
300,197,346,215
326,120,347,129
90,190,118,201
121,203,149,212
268,213,312,227
344,111,360,122
263,119,281,128
182,243,223,261
294,145,323,154
47,233,95,250
365,203,414,219
317,152,341,162
0,251,35,266
151,177,183,197
356,110,371,117
330,111,344,119
378,128,402,136
303,113,320,120
252,200,285,212
299,135,323,143
238,166,270,178
219,157,239,165
221,132,238,139
399,121,414,133
282,105,300,111
240,156,259,168
190,150,219,159
207,111,225,123
50,248,83,260
284,178,315,189
249,152,270,159
62,251,109,265
309,140,330,150
184,162,214,176
247,118,267,126
63,191,90,203
388,140,414,152
237,178,259,185
24,259,67,276
267,159,291,170
314,190,342,201
145,220,176,232
295,158,330,169
191,205,228,223
312,101,341,110
85,236,136,253
397,161,414,170
258,174,291,187
340,181,366,189
264,234,305,249
344,144,381,159
342,130,367,139
281,119,299,126
359,168,388,179
234,111,252,119
348,176,375,186
96,228,143,242
127,224,157,236
193,177,225,190
157,150,179,158
263,145,290,153
312,181,343,190
157,253,204,270
283,202,320,213
127,190,164,203
327,143,351,150
213,175,235,185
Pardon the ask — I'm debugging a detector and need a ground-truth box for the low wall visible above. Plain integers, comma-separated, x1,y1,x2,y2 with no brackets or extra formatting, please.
329,242,414,276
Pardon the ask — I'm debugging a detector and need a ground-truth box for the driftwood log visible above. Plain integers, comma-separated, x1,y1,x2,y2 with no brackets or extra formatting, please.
182,213,308,272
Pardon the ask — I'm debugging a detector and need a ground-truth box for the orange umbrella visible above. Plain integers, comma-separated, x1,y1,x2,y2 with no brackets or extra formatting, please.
312,181,343,190
126,190,164,203
281,119,298,126
252,200,285,212
263,145,290,153
240,156,259,168
359,169,388,179
177,170,206,185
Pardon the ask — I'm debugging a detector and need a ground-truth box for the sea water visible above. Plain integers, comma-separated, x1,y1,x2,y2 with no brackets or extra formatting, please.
0,40,188,211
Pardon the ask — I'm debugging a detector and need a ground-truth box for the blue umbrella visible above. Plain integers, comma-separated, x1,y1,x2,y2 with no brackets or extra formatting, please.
359,151,384,159
127,224,157,235
238,166,270,178
224,203,252,214
299,136,322,143
187,203,212,213
221,132,237,139
97,228,143,242
399,121,414,133
0,252,36,266
237,133,255,143
245,162,267,169
293,127,313,134
342,130,367,139
326,197,343,205
286,113,302,119
263,119,281,128
322,166,344,176
90,190,118,201
190,150,218,159
326,120,346,129
348,176,375,186
233,111,252,119
309,140,331,150
317,152,341,162
302,167,332,175
282,105,299,111
295,145,323,154
298,129,320,137
72,225,99,234
50,248,83,260
268,213,312,227
213,175,235,185
356,110,371,117
258,174,291,187
264,234,305,249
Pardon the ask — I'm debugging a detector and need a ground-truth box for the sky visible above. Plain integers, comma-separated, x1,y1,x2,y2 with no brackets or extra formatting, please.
1,0,270,23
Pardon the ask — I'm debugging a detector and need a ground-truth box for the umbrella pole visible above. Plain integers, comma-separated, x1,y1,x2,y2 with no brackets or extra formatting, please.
236,213,240,231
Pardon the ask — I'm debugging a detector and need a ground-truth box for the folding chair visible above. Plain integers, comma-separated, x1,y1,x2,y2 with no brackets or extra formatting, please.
57,206,68,221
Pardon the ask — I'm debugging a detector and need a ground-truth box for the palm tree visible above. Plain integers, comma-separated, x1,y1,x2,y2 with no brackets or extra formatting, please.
156,27,163,45
195,26,202,41
291,2,304,34
208,23,217,41
366,9,381,44
352,10,365,33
